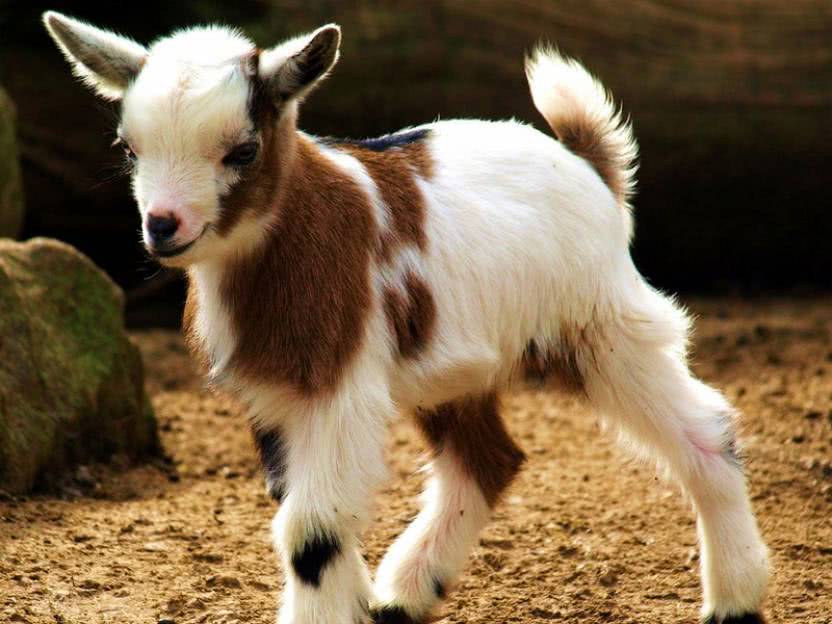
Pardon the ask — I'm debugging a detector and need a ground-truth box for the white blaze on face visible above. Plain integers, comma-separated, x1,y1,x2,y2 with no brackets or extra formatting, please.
119,28,256,257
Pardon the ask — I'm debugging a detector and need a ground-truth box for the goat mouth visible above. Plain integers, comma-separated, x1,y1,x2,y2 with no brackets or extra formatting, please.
152,225,210,259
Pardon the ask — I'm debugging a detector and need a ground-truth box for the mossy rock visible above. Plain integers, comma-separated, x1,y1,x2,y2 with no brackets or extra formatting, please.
0,86,24,239
0,238,158,494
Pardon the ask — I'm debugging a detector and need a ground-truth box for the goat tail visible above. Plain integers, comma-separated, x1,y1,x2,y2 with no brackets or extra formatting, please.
525,46,638,209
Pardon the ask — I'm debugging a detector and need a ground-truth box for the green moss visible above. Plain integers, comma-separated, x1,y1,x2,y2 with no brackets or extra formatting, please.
0,238,158,493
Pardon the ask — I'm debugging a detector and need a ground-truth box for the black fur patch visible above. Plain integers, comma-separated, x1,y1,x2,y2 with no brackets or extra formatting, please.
288,28,339,93
433,577,446,599
244,55,275,132
703,613,766,624
319,128,430,152
247,76,271,130
292,47,327,89
291,533,341,586
252,427,286,502
370,606,419,624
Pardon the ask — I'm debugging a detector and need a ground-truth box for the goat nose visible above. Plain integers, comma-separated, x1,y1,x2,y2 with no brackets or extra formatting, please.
147,213,179,243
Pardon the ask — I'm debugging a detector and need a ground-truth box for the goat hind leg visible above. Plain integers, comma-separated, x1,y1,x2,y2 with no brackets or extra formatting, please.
584,293,769,623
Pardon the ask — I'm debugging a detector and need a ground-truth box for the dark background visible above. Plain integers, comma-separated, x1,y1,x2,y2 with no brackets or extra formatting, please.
1,1,830,326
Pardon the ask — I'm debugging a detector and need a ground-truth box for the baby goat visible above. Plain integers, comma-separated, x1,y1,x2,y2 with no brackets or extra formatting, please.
44,12,769,624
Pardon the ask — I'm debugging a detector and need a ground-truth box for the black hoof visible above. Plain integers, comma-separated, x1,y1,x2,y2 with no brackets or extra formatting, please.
370,606,419,624
703,613,766,624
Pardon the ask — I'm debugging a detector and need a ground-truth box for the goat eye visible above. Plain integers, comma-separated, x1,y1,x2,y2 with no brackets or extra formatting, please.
223,142,259,167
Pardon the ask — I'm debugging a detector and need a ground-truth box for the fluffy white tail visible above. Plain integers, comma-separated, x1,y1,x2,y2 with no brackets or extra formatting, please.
525,47,638,208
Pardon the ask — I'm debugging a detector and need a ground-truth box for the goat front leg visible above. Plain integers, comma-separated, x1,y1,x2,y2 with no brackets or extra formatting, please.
269,388,390,624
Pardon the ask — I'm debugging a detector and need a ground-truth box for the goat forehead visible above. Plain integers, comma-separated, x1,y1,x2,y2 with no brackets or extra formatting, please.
120,27,256,151
149,26,254,66
122,63,252,153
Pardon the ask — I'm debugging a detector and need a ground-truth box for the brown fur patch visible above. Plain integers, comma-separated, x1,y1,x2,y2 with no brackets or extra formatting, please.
181,278,209,374
383,272,437,359
521,336,585,395
416,394,525,507
338,141,433,262
215,85,293,236
214,134,376,395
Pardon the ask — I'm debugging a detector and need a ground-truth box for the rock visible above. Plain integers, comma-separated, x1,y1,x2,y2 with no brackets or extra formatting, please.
207,575,242,589
185,597,205,610
221,466,239,479
142,542,168,553
598,569,619,587
192,552,223,564
0,238,158,494
161,595,186,615
0,87,23,238
71,534,94,543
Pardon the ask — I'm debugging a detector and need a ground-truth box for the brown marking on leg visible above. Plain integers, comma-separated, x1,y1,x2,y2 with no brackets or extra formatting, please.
521,333,586,395
221,134,376,395
338,138,433,261
416,394,525,507
383,272,437,359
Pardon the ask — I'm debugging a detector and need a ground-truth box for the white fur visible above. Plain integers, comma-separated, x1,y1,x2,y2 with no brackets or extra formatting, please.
579,286,769,621
121,28,259,257
389,118,627,409
270,350,392,623
45,15,770,623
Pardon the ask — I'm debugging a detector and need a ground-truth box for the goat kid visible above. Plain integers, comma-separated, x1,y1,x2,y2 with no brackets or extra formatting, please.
44,12,769,624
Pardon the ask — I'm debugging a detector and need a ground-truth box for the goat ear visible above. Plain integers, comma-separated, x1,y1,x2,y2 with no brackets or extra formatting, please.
259,24,341,103
43,11,147,101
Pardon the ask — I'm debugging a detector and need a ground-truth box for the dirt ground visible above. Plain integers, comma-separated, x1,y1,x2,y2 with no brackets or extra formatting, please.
1,298,830,624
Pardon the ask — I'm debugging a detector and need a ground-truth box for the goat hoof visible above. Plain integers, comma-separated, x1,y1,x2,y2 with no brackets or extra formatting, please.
370,605,419,624
702,613,766,624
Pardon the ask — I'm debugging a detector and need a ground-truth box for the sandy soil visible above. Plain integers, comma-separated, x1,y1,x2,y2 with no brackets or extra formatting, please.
1,298,830,624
